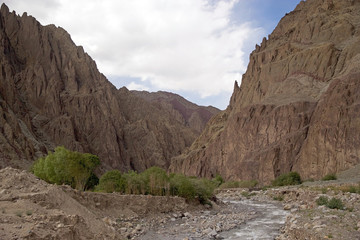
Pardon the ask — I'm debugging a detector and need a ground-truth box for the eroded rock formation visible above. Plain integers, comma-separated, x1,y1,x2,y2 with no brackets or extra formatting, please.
0,4,217,172
170,0,360,183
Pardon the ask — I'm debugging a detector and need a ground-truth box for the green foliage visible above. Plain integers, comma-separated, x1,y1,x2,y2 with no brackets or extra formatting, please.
322,174,337,181
273,195,284,201
316,196,329,206
95,170,126,193
85,173,99,191
211,174,224,187
170,174,196,200
316,196,344,210
26,210,33,216
142,167,169,195
32,146,100,190
327,197,344,210
271,172,302,186
123,170,147,195
96,168,216,204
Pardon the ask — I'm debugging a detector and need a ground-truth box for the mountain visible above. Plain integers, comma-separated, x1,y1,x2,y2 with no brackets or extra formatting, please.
170,0,360,184
0,4,218,173
131,91,220,134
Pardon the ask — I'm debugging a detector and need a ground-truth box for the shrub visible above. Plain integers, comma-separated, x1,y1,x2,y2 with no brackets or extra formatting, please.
142,167,169,195
212,174,224,187
271,172,302,186
32,146,100,190
170,174,196,200
192,178,216,204
316,196,344,210
96,170,126,193
316,196,329,206
327,197,344,210
123,170,147,195
322,174,337,181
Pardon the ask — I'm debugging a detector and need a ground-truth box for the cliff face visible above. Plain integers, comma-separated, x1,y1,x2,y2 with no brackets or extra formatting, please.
0,4,217,172
170,0,360,183
131,91,220,134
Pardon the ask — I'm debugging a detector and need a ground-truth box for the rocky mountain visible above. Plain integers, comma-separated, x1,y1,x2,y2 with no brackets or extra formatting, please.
0,4,217,173
131,91,220,134
170,0,360,184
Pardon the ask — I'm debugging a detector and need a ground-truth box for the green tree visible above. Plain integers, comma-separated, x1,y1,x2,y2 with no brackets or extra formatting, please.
96,170,126,193
32,146,100,190
141,167,169,195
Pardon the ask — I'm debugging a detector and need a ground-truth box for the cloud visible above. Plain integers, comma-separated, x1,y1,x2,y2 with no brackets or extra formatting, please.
4,0,265,108
126,82,150,92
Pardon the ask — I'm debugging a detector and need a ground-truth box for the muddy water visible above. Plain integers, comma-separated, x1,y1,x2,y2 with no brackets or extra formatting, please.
220,200,289,240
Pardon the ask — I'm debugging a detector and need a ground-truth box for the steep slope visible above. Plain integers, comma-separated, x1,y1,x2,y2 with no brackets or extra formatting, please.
170,0,360,183
0,4,203,172
132,91,220,134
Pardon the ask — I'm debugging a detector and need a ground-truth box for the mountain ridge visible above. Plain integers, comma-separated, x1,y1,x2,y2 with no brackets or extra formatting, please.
170,0,360,184
0,3,218,173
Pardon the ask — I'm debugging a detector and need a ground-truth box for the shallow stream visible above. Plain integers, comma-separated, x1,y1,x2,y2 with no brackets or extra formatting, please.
219,200,289,240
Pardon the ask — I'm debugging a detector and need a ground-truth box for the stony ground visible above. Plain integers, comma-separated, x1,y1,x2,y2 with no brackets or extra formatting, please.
1,166,360,239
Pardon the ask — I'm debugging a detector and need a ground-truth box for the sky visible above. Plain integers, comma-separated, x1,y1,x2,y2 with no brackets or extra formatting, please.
3,0,301,109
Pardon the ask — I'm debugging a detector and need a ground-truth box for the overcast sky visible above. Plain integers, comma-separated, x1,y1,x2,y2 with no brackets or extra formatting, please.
4,0,300,109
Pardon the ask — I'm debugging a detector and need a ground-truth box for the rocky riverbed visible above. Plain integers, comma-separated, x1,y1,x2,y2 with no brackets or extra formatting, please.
1,167,360,239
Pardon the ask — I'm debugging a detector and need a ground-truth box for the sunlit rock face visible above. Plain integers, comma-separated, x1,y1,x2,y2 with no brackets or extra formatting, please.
170,0,360,184
0,4,219,173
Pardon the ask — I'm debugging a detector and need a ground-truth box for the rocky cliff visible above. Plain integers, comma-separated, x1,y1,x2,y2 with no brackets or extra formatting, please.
131,91,219,134
170,0,360,183
0,4,217,173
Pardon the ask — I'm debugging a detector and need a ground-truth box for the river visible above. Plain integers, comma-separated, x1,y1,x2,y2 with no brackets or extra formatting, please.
140,198,289,240
219,199,289,240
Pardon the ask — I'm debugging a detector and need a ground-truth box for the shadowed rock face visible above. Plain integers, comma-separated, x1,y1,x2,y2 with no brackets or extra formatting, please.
0,4,218,173
170,0,360,184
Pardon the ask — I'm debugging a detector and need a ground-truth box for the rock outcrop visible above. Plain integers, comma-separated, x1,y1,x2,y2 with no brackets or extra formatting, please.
132,91,220,134
0,4,217,172
170,0,360,183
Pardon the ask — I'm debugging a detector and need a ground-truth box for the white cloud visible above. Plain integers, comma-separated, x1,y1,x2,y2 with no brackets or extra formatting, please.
3,0,265,108
126,82,150,92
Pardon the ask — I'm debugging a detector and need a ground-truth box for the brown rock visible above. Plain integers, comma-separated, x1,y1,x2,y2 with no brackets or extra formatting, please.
0,4,217,173
170,0,360,183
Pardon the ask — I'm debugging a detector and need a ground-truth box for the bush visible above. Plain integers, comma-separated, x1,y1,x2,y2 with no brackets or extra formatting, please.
316,196,329,206
96,170,126,193
322,174,337,181
212,174,224,187
123,170,147,195
142,167,169,195
170,174,196,200
32,146,100,190
327,197,344,210
316,196,344,210
271,172,302,186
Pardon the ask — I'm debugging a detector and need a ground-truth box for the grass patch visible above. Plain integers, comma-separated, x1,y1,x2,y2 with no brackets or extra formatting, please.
316,196,329,206
327,197,344,210
272,172,302,187
316,196,344,210
25,210,33,216
322,174,337,181
241,191,257,199
14,211,22,217
273,195,284,201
